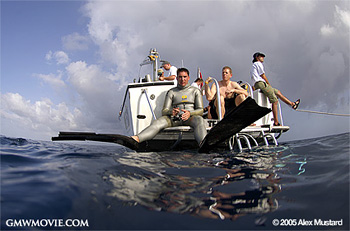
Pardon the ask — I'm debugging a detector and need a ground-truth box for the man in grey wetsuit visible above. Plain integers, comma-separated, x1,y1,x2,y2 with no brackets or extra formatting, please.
132,68,207,145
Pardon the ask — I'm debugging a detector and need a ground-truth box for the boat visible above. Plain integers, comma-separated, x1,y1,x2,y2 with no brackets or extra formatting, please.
52,48,289,152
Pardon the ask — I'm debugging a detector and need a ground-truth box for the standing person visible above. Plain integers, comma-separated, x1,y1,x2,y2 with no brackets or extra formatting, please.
204,66,248,119
250,52,300,126
131,68,207,145
160,61,178,85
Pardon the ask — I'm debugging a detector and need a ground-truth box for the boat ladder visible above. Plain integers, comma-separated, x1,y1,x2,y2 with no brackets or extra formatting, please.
229,129,278,153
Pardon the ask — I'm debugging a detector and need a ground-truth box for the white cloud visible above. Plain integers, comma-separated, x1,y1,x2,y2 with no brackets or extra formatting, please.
2,1,349,141
45,50,70,65
34,71,66,88
80,0,348,140
335,5,350,28
1,59,125,140
45,50,53,61
320,24,335,36
320,5,350,37
62,32,90,51
66,61,123,129
55,51,70,64
0,93,84,139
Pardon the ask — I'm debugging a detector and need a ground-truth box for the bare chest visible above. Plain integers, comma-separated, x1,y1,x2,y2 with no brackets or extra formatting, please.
219,82,235,95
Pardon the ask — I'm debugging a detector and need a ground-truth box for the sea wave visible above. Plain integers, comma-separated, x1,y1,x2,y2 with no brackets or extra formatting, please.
1,133,349,230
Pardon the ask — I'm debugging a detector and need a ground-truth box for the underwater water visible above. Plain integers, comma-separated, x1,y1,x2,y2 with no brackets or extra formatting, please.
1,133,349,230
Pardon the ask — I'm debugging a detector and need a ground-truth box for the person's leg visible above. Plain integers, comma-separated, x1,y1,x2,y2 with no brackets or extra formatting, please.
214,95,225,119
275,90,293,106
132,116,171,142
272,102,279,125
207,105,212,119
255,82,282,125
186,116,207,144
259,86,280,125
235,94,246,106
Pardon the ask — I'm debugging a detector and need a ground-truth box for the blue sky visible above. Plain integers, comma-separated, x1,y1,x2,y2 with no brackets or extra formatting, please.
1,0,349,142
2,1,87,101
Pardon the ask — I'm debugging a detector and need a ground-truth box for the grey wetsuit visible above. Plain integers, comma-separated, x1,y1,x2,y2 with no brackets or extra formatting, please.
137,83,207,144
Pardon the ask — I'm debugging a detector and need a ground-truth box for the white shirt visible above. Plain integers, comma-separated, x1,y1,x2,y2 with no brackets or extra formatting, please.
168,65,178,85
250,61,265,84
191,82,205,95
191,82,200,89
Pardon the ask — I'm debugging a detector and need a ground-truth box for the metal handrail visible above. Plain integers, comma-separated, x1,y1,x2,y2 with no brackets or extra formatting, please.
211,78,223,120
278,102,284,126
142,89,157,120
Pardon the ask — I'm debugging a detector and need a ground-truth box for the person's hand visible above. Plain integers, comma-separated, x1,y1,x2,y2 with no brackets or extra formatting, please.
172,108,180,116
159,76,164,81
205,77,213,84
181,109,190,121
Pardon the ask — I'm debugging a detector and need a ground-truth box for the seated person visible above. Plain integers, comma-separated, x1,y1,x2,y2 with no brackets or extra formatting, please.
204,66,248,119
132,68,207,145
159,61,178,85
250,52,300,126
191,77,205,95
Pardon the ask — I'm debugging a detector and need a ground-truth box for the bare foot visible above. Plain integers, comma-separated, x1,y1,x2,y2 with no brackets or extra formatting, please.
131,136,140,143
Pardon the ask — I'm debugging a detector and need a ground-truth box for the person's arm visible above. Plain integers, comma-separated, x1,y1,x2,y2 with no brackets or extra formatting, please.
159,70,176,81
162,91,174,116
191,89,204,116
204,77,216,101
227,82,249,97
256,62,270,85
165,66,177,81
260,73,270,85
162,75,176,81
159,72,165,81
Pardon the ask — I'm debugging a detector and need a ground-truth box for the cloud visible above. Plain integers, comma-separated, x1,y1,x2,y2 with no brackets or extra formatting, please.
45,50,70,65
34,71,66,88
320,5,350,36
65,61,123,130
296,4,349,111
1,60,124,140
320,24,336,36
81,1,349,110
62,32,90,51
0,93,84,139
335,5,350,28
1,1,349,141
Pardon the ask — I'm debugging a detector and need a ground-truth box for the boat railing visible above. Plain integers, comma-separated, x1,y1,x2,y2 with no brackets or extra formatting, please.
238,81,254,98
211,78,223,120
141,89,157,120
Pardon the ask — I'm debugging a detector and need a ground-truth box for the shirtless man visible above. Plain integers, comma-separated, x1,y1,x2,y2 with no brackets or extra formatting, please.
204,66,248,119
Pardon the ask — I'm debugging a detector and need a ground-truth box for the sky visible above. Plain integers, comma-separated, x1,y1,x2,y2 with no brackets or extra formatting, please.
1,0,349,142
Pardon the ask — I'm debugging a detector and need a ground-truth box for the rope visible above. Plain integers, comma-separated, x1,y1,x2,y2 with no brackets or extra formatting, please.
296,109,350,117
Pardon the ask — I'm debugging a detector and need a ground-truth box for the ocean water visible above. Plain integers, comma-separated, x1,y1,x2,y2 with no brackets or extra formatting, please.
1,133,349,230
